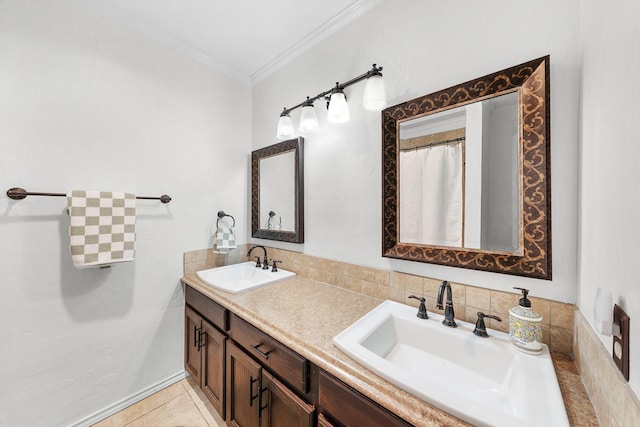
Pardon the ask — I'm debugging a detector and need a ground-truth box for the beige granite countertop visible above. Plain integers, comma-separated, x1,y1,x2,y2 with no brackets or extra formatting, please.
181,274,598,427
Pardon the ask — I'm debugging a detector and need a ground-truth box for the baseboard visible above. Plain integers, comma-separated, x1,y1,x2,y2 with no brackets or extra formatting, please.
69,370,188,427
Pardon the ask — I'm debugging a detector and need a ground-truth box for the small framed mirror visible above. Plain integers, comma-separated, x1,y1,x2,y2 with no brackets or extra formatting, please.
251,137,304,243
382,56,551,279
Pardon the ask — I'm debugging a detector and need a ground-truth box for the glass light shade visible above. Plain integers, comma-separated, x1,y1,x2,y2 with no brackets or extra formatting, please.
363,74,387,111
298,104,319,133
276,113,296,140
327,92,350,123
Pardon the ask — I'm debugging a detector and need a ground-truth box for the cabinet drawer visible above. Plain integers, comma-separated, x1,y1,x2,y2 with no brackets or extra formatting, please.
185,285,228,331
229,313,308,395
319,370,412,427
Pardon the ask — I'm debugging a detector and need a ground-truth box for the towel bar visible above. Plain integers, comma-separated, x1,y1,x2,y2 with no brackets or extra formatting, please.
6,187,171,204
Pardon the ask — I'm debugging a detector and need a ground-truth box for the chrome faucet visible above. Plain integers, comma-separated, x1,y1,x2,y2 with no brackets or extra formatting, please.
247,245,269,269
436,280,457,327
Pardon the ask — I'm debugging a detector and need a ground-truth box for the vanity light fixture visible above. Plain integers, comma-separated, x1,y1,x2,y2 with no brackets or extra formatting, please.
276,110,296,140
327,86,350,124
276,63,385,139
363,67,387,111
298,97,319,133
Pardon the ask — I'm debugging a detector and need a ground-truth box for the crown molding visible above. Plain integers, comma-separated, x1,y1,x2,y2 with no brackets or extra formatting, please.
97,4,251,85
144,29,251,85
96,0,385,86
250,0,386,84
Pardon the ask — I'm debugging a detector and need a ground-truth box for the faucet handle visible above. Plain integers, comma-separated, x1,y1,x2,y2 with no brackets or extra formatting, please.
473,312,502,338
408,295,429,319
254,256,262,268
271,260,281,272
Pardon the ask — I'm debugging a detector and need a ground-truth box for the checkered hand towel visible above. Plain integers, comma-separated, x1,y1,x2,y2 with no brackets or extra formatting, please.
67,190,136,268
214,226,237,252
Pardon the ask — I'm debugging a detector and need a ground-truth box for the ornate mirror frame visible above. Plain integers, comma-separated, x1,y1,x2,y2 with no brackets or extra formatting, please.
382,56,551,279
252,137,304,243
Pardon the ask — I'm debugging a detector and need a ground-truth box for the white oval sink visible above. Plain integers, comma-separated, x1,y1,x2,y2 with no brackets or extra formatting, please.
333,300,569,427
196,261,295,294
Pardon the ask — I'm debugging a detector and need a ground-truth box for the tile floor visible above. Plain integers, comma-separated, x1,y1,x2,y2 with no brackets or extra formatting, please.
93,377,225,427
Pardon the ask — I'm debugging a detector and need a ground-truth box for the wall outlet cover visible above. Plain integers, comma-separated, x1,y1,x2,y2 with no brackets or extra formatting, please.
613,304,630,381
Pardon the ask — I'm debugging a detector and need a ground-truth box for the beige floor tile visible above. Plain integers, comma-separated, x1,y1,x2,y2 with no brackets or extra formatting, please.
93,381,186,427
96,378,225,427
183,378,226,427
126,393,207,427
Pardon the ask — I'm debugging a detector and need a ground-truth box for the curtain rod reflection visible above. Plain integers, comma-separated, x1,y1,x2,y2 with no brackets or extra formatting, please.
399,137,466,152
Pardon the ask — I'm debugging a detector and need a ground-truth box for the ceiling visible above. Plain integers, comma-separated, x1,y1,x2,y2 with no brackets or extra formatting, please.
103,0,384,83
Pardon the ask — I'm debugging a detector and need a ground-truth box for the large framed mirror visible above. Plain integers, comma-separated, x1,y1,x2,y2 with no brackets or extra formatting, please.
252,137,304,243
382,56,551,279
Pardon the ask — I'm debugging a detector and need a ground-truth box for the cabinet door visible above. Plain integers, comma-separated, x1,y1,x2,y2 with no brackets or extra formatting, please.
185,306,203,381
227,341,261,427
259,370,315,427
201,319,226,420
317,413,337,427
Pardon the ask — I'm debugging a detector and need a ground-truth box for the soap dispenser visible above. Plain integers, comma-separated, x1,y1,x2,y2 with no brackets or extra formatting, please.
509,287,543,354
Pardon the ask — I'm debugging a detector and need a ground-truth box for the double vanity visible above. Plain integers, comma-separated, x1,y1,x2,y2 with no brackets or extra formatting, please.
182,258,574,427
181,56,590,426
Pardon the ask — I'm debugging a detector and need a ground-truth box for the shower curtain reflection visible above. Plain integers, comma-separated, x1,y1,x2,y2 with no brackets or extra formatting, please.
399,143,464,247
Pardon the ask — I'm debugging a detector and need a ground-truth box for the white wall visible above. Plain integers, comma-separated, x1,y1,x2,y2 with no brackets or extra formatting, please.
6,0,637,422
0,1,251,426
252,0,581,303
578,0,640,396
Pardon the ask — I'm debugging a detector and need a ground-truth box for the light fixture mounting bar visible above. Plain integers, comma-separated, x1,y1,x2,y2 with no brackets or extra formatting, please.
281,64,383,114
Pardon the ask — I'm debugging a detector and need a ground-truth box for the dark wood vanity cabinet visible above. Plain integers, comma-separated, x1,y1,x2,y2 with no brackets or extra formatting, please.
200,318,227,414
185,306,204,379
185,285,315,427
185,287,228,419
260,370,315,427
318,370,412,427
184,284,413,427
228,313,309,396
317,413,337,427
227,313,315,427
226,341,262,427
226,341,315,427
